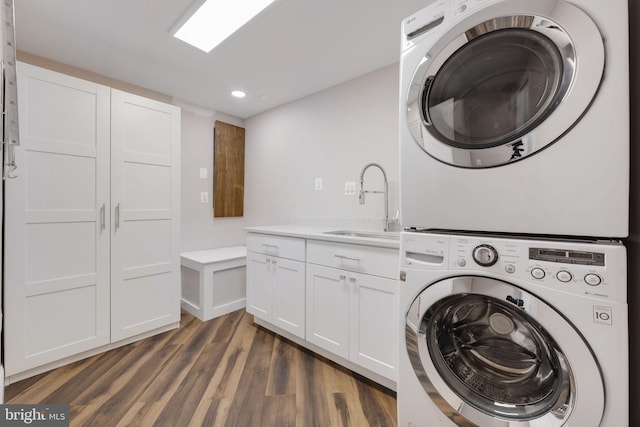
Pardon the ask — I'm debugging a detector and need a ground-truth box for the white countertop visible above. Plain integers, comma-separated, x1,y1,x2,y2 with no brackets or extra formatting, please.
245,224,400,249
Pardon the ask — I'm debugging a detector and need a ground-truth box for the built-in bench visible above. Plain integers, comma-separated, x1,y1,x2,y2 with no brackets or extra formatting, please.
180,246,247,321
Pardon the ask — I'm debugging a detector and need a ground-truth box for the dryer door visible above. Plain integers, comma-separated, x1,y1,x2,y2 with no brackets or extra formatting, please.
405,275,604,427
405,0,604,168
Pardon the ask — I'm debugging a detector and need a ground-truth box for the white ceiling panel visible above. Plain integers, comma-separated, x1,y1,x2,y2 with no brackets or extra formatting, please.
15,0,429,118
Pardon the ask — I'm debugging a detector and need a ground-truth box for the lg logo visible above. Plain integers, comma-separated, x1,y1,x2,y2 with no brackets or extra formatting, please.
593,306,612,325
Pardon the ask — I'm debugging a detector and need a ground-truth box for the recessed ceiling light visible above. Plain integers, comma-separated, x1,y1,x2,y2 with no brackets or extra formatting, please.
231,90,246,98
172,0,276,53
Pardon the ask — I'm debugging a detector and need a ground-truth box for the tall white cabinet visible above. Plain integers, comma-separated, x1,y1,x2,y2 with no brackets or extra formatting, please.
4,62,180,379
110,89,181,342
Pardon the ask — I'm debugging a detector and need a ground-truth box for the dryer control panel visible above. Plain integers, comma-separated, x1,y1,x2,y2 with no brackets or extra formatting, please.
401,0,493,51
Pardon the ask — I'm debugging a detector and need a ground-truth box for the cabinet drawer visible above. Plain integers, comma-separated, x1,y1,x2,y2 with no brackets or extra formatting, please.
307,240,399,279
247,233,305,261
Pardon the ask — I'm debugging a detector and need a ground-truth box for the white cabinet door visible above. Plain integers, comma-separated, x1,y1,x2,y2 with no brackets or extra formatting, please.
110,89,181,342
349,272,398,381
247,253,305,339
305,263,398,380
306,264,349,359
272,257,305,338
246,251,272,321
5,63,111,375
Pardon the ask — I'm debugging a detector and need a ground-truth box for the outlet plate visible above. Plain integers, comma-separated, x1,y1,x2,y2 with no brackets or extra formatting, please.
345,181,356,195
200,192,209,203
315,177,322,191
199,168,208,179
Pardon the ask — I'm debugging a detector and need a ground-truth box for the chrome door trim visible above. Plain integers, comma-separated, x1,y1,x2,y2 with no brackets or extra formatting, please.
405,275,604,426
405,0,604,168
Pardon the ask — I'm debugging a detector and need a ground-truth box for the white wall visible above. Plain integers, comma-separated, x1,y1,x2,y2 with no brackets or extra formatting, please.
180,108,246,251
243,63,400,229
180,63,400,250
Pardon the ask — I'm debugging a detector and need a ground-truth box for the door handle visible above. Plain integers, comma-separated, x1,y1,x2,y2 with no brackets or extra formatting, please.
422,76,434,127
115,203,120,229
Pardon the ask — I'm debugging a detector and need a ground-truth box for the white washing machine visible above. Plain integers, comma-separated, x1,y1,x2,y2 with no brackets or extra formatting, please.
399,0,629,238
398,231,628,426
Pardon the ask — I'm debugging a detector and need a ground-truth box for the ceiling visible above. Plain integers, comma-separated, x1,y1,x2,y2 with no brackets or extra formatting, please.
14,0,428,119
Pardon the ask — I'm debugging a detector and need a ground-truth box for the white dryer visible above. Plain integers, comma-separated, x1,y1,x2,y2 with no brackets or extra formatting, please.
399,0,629,238
398,231,628,426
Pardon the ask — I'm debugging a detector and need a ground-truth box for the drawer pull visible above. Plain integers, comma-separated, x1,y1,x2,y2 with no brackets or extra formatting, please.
334,254,360,262
262,243,279,249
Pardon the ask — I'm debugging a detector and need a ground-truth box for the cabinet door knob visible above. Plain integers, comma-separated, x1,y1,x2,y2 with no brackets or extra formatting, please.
349,277,356,283
339,274,347,280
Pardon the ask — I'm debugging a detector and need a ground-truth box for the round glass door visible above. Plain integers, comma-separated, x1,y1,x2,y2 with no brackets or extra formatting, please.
405,2,604,168
425,29,564,149
405,276,604,426
426,294,567,419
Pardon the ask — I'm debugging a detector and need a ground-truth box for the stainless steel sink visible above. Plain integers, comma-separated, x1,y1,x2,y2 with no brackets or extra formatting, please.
323,230,400,240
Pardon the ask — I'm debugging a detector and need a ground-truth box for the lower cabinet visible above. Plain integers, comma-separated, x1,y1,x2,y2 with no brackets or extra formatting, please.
246,233,306,339
246,252,273,320
246,232,399,386
246,252,306,339
306,263,398,381
305,264,350,358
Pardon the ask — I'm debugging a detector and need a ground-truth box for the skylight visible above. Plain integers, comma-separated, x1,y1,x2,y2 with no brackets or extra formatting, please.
173,0,276,53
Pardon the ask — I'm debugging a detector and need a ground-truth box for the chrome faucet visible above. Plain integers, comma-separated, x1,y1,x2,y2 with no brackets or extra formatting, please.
359,162,391,231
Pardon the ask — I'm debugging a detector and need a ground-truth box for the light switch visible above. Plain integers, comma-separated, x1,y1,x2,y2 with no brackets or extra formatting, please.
199,168,208,179
315,177,322,191
200,192,209,203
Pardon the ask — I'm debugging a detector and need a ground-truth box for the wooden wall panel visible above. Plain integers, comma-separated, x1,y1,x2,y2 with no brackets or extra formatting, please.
214,121,245,217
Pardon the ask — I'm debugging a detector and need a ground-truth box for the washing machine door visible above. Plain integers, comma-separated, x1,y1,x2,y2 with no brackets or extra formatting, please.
405,276,604,426
405,0,604,168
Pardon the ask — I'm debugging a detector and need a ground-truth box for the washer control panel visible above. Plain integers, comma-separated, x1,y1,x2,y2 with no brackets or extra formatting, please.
401,231,626,302
400,232,627,302
454,237,610,289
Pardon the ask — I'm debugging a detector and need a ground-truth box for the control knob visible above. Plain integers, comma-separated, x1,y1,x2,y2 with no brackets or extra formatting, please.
584,273,602,286
472,244,498,267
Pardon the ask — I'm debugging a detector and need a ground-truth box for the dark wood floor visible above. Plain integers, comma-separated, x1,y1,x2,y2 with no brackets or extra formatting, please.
6,310,398,426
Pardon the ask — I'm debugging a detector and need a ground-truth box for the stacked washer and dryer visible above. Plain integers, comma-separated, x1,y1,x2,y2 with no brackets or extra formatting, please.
397,0,629,426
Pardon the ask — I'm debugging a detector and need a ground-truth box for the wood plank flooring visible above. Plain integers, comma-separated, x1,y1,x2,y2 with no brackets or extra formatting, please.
6,310,397,427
